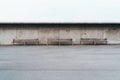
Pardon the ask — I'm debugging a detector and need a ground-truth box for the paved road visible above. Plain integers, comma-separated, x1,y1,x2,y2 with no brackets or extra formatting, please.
0,45,120,80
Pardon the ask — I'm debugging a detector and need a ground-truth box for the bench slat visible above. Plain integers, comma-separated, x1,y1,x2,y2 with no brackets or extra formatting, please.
13,39,39,45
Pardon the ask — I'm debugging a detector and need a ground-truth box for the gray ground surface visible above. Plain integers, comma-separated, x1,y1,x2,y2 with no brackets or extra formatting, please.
0,45,120,80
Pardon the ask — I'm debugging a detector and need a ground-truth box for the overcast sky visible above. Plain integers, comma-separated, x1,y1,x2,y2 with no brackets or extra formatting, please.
0,0,120,23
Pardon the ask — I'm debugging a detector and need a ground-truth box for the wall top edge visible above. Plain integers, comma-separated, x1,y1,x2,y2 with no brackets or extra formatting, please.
0,22,120,25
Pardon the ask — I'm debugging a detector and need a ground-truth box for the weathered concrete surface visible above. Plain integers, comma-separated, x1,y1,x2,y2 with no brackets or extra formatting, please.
16,27,38,40
39,27,59,44
0,26,120,45
1,45,120,80
0,28,16,45
70,28,80,44
80,27,104,39
106,27,120,44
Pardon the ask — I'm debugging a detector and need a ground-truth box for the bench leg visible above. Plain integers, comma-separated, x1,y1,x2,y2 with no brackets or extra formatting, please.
47,40,48,46
24,42,25,46
59,40,60,46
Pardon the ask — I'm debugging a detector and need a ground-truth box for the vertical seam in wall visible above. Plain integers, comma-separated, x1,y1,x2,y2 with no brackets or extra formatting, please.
15,27,17,39
38,27,39,44
58,27,60,39
0,27,2,45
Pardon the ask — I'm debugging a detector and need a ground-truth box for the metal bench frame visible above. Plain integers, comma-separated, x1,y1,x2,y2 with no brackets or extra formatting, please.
13,39,39,45
47,39,73,45
80,38,107,45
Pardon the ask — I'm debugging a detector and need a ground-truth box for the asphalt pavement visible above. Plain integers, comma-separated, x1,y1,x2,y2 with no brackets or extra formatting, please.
0,45,120,80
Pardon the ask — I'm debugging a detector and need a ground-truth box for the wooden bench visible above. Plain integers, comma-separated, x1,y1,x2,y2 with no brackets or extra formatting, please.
47,39,73,45
80,38,107,45
13,39,39,45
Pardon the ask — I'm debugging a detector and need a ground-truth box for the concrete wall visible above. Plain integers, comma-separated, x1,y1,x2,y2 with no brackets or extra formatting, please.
0,27,16,45
0,25,120,45
39,27,59,44
16,27,38,40
106,27,120,44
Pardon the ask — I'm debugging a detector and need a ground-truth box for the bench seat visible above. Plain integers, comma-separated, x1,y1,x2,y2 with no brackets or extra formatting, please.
13,39,39,45
80,38,107,45
47,39,73,45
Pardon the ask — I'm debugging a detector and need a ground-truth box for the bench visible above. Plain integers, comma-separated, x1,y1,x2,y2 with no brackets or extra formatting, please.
80,38,107,45
47,39,73,45
13,39,39,45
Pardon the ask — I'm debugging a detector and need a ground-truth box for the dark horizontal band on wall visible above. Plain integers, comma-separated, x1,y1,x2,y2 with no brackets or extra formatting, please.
0,23,120,27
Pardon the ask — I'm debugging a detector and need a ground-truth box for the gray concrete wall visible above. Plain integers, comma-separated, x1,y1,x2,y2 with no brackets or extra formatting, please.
0,27,16,45
39,27,59,44
16,27,38,40
0,26,120,45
